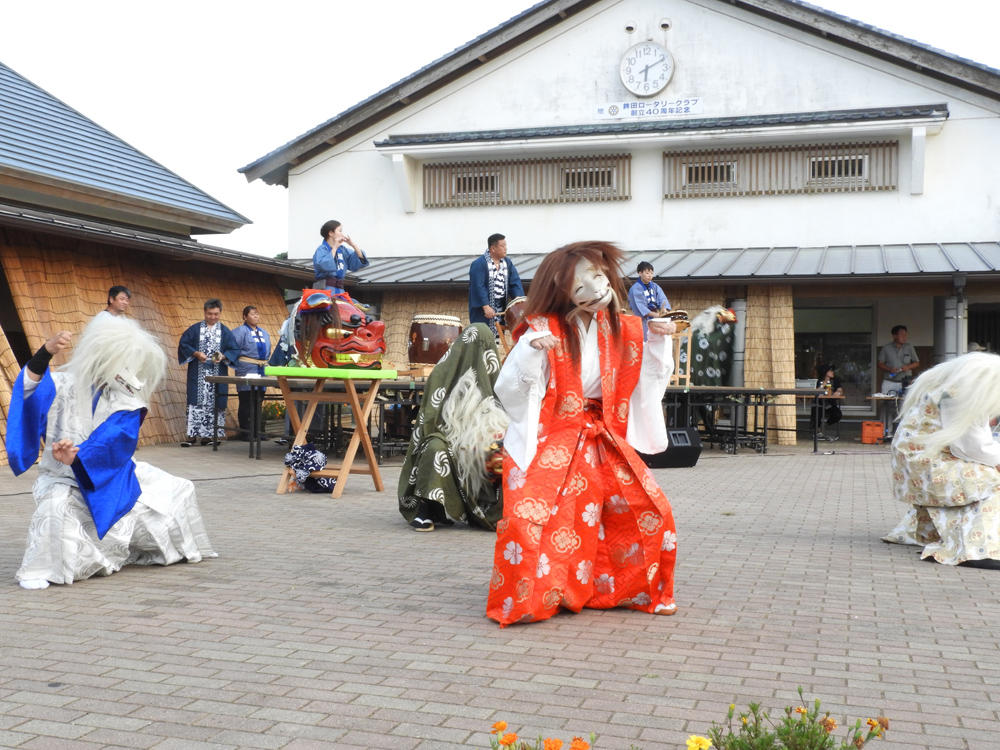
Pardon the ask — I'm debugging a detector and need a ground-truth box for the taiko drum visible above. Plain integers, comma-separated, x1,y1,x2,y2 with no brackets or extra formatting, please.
408,314,462,366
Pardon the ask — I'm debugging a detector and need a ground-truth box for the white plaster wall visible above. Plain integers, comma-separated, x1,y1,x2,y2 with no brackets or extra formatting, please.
876,297,935,348
286,0,1000,259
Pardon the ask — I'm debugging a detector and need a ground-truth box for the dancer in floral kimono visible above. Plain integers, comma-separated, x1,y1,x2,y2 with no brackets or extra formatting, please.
882,352,1000,565
7,315,216,589
177,299,239,445
487,241,679,627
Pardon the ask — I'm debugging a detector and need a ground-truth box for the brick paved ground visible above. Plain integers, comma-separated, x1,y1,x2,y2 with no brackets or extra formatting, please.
1,436,998,750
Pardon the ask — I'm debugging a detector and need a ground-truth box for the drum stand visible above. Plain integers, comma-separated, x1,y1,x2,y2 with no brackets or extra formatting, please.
496,322,513,358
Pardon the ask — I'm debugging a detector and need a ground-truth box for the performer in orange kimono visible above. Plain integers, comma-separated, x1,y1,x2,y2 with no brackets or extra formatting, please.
487,241,679,627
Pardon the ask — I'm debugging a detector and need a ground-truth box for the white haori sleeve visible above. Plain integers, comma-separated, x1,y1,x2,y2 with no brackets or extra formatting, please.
495,330,551,472
626,329,673,455
941,398,1000,467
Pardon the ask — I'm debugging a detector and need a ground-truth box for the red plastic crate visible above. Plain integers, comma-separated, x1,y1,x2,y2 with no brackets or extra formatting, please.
861,421,884,444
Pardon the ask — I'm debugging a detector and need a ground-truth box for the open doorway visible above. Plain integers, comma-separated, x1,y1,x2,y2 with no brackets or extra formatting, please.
0,268,30,366
793,306,874,408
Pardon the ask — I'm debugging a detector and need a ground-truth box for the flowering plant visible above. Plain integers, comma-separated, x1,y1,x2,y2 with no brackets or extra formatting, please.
261,400,286,420
696,688,888,750
488,721,600,750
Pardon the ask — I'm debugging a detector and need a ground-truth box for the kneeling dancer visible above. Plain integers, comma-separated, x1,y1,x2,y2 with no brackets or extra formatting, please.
883,352,1000,564
487,241,678,626
7,315,216,589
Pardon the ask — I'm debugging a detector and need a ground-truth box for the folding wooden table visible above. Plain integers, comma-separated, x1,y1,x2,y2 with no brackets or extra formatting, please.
265,366,398,499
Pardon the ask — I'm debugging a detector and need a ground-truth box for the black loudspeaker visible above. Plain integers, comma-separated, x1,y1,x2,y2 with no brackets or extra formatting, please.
638,427,703,468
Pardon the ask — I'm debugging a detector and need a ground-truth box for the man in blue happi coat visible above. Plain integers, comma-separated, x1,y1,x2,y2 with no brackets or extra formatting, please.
177,298,240,445
231,304,272,441
468,233,524,344
313,219,369,292
6,315,215,589
628,261,671,340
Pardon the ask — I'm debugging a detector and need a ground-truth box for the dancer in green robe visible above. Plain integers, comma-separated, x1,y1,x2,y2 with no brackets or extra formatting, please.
398,323,507,532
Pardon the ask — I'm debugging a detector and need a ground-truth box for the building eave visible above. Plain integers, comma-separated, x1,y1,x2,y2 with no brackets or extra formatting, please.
0,202,312,288
373,104,948,158
350,244,1000,292
0,165,248,235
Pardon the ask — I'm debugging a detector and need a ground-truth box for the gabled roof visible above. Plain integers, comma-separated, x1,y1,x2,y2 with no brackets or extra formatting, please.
351,243,1000,290
241,0,1000,187
0,61,249,235
0,202,310,288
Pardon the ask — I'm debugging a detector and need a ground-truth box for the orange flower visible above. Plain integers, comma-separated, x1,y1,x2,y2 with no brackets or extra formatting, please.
569,738,590,750
819,716,837,733
794,706,808,714
544,739,564,750
854,737,865,749
877,716,890,731
499,733,518,747
866,718,883,735
491,721,507,735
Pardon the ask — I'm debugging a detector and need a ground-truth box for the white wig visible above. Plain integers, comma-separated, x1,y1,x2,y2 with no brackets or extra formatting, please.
441,368,509,502
690,305,728,337
66,316,167,429
901,352,1000,458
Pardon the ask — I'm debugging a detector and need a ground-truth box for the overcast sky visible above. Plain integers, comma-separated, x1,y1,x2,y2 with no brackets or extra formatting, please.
2,0,995,259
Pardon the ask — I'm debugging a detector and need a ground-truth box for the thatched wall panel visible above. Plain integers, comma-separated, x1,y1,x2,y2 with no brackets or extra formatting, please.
0,228,290,464
664,287,727,320
745,285,797,446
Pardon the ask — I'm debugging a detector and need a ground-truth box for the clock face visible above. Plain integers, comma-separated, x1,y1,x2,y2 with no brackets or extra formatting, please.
620,41,674,97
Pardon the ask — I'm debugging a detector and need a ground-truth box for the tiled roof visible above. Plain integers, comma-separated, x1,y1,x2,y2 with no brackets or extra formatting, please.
0,202,310,287
375,104,948,147
350,243,1000,289
0,61,248,233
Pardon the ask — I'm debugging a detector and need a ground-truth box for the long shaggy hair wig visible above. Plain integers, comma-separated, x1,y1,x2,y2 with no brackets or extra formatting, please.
899,352,1000,458
520,241,628,368
440,368,509,503
66,315,167,432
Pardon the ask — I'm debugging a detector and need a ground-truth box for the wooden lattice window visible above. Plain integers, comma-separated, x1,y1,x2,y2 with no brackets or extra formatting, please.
684,160,738,191
453,170,499,199
664,141,897,199
424,154,631,208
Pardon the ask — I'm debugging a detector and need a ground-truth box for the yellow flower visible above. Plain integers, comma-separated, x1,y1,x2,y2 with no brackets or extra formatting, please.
866,718,883,736
544,740,564,750
686,736,713,750
741,716,748,726
499,732,519,747
570,738,591,750
794,706,808,714
819,716,837,733
491,721,507,735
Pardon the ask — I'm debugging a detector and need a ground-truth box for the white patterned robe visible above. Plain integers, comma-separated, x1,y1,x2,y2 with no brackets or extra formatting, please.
16,372,216,585
882,387,1000,564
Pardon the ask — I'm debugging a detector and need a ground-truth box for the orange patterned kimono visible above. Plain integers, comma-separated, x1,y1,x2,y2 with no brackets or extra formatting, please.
487,312,677,626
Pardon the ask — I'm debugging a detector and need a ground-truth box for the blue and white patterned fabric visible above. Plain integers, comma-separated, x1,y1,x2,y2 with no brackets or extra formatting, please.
284,443,336,493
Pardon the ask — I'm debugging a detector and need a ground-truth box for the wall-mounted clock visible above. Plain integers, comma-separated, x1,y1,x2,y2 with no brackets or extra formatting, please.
620,41,674,97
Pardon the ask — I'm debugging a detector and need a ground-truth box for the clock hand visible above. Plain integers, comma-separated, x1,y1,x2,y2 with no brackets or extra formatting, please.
640,56,666,81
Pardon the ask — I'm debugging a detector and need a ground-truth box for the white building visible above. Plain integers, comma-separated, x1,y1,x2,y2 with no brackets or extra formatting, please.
242,0,1000,439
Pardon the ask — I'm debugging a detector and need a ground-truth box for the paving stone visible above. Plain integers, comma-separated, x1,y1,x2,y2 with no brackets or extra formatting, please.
1,443,997,749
